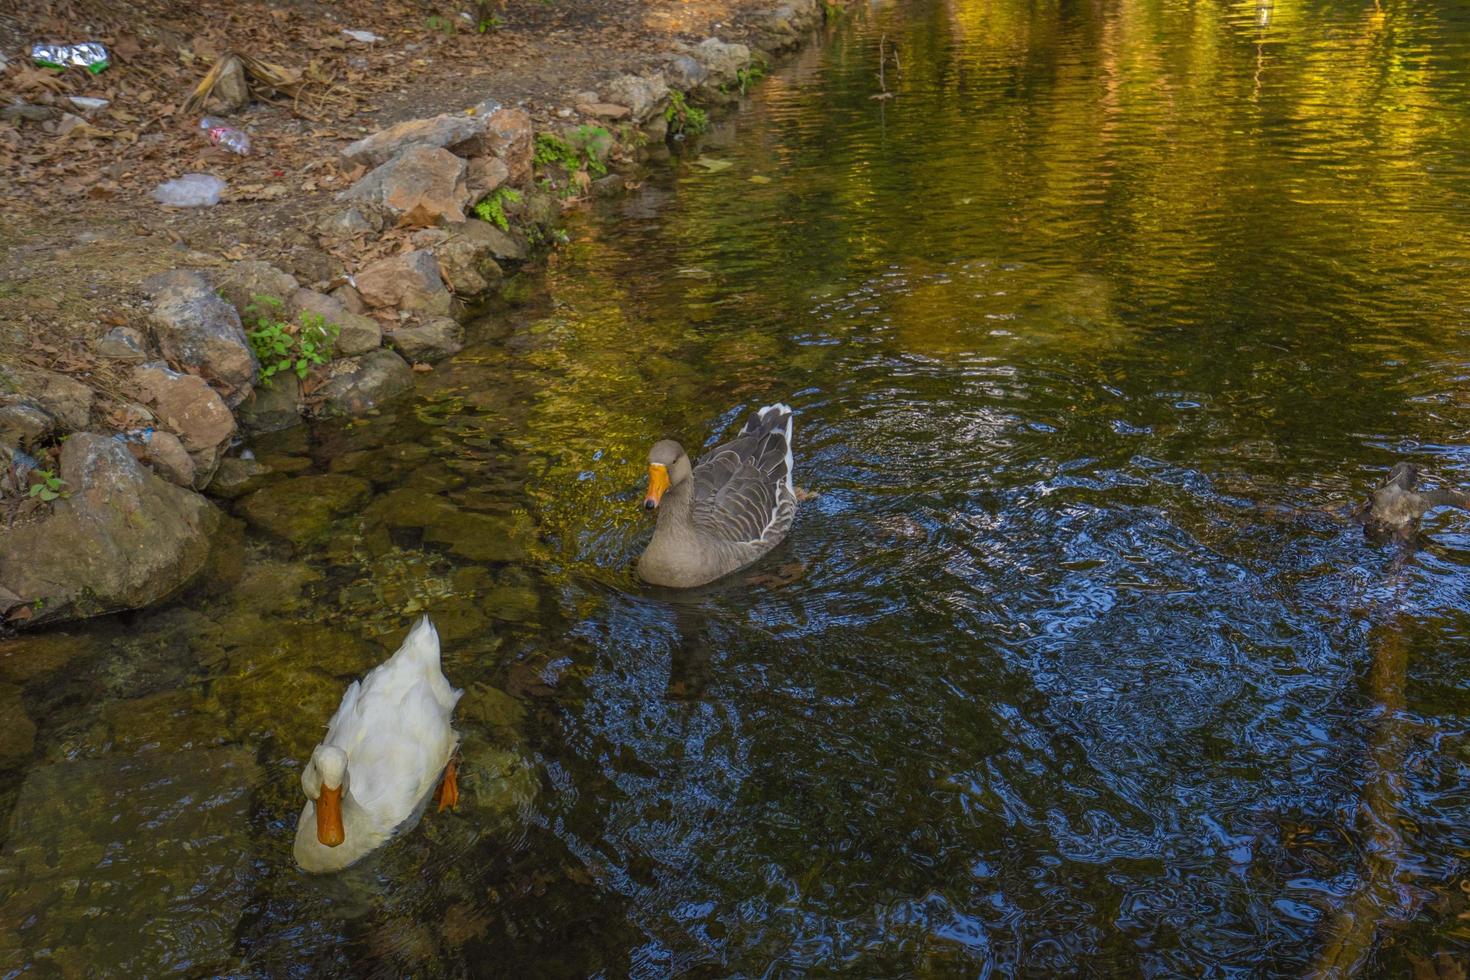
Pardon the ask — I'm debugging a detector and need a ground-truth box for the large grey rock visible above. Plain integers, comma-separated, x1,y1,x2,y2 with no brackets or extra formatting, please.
131,362,236,483
341,145,470,225
355,250,452,315
0,749,262,976
0,401,54,450
315,349,415,417
143,269,259,407
139,429,195,487
436,220,507,295
694,38,753,81
0,434,221,625
466,156,509,200
0,363,94,431
664,54,709,91
389,317,463,364
604,73,670,123
216,260,300,315
481,108,533,185
341,113,485,170
462,218,525,262
94,325,148,363
286,288,381,356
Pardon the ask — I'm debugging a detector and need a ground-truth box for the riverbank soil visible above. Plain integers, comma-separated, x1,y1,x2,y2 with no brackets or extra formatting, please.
0,0,812,376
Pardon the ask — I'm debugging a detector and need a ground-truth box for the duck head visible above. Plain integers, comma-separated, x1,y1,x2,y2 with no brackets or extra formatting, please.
302,745,349,847
645,440,691,510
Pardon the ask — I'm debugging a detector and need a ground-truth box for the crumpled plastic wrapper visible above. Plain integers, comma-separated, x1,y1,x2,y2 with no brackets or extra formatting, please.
31,42,110,73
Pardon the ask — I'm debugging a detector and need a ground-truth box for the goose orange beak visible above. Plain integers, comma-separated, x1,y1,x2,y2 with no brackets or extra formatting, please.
644,464,670,510
316,785,344,847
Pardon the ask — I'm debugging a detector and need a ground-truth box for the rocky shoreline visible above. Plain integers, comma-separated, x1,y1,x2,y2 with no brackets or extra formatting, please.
0,0,829,630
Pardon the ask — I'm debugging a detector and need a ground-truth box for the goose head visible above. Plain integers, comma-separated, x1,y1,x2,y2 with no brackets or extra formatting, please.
302,745,349,847
644,440,692,511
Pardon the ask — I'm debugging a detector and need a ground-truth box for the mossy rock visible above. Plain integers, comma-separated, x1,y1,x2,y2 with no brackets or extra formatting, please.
0,683,36,769
458,682,526,740
0,749,262,976
484,581,540,622
233,559,325,611
424,510,533,563
0,630,93,684
207,456,277,499
101,687,229,754
426,595,491,643
236,473,372,549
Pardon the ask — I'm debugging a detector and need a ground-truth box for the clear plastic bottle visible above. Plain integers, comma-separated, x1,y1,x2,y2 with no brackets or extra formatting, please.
199,116,251,155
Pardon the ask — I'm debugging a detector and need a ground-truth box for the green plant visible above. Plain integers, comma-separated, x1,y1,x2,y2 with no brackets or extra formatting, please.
477,14,504,31
473,186,522,230
534,128,611,176
532,128,613,198
735,61,767,94
425,14,456,34
27,468,65,502
664,90,709,136
244,295,341,386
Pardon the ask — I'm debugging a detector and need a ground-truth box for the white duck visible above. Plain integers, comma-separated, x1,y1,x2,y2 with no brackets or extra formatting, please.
294,616,463,873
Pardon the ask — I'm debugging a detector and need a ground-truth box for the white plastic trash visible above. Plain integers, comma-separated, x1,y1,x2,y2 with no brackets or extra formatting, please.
153,173,226,207
342,29,383,43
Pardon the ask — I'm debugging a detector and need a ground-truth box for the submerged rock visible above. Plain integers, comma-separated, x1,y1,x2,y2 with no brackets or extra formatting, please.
315,349,415,416
235,472,371,549
236,371,303,434
0,434,221,625
389,317,463,364
0,682,36,769
143,269,259,406
207,456,275,500
355,250,453,315
424,510,532,563
0,748,262,976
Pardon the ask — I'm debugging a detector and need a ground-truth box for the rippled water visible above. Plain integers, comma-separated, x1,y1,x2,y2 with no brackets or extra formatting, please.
6,0,1470,974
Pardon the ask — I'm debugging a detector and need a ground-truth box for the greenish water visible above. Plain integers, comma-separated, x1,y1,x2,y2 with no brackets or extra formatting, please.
7,0,1470,973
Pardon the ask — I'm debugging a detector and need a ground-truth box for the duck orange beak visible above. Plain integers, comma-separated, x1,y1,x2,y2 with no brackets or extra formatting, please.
316,785,344,847
644,464,670,510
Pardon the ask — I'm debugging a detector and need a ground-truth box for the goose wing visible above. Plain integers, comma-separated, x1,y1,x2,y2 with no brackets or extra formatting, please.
690,403,796,546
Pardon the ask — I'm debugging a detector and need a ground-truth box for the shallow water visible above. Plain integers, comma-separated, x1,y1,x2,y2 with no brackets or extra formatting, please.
7,0,1470,974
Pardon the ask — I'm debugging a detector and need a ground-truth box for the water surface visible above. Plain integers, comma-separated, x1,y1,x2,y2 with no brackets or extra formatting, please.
6,0,1470,974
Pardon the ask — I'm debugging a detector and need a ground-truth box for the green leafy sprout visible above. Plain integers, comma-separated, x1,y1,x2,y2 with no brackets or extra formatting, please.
27,468,65,502
664,90,709,136
473,186,523,230
244,295,341,386
734,61,767,94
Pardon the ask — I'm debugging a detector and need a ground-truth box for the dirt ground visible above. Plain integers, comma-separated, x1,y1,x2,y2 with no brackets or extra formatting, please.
0,0,816,374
